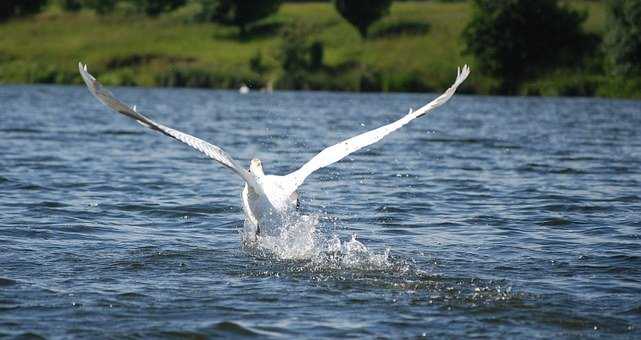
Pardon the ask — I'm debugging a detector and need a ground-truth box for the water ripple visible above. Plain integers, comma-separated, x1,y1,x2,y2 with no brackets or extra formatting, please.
1,86,639,338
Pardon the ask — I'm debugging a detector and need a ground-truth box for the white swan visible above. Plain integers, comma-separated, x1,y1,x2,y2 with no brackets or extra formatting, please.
78,63,470,237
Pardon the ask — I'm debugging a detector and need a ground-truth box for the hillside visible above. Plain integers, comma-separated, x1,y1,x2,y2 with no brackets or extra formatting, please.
0,1,632,97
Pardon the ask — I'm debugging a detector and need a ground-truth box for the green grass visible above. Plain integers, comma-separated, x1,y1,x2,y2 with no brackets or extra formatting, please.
1,0,634,97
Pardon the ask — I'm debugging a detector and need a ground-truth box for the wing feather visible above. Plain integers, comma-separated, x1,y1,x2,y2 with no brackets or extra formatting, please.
285,65,470,192
78,62,260,191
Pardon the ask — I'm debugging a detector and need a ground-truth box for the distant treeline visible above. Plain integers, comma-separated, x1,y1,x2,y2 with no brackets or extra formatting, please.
0,0,639,97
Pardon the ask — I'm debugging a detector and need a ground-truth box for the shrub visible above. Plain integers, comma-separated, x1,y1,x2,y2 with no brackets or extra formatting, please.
335,0,392,38
279,27,324,72
199,0,281,36
60,0,82,12
277,26,327,89
462,0,598,94
130,0,187,17
606,0,641,76
309,42,323,71
84,0,116,15
370,20,430,39
249,51,268,75
0,0,48,21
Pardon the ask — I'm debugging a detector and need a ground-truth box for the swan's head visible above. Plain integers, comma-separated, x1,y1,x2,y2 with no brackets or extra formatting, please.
249,158,264,177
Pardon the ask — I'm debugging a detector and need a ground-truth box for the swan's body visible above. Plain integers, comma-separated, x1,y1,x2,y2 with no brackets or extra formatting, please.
241,172,300,236
78,63,470,237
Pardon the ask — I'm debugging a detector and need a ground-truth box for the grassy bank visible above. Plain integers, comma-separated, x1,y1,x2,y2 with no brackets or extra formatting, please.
0,1,637,97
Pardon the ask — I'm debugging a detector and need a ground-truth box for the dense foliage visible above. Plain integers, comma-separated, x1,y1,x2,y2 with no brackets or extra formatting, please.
60,0,82,12
199,0,282,35
276,26,326,89
84,0,116,15
131,0,187,17
463,0,597,93
65,0,185,16
0,0,48,21
606,0,641,75
334,0,392,38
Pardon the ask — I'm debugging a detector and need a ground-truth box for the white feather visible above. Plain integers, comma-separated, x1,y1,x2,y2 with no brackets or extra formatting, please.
78,62,470,234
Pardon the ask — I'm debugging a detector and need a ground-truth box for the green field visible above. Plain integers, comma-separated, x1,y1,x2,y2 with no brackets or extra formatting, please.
1,1,634,97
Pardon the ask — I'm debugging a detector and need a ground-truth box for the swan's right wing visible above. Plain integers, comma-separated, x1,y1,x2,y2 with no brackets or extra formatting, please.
78,63,260,191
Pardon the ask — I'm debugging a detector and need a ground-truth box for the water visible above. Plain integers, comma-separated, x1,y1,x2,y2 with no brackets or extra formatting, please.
1,85,640,338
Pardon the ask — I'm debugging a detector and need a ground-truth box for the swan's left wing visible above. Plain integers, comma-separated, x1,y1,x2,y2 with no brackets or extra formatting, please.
78,63,261,191
284,65,470,193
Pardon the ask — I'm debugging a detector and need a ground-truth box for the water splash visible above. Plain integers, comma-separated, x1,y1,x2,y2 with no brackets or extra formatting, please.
240,212,391,270
242,213,319,259
238,214,527,309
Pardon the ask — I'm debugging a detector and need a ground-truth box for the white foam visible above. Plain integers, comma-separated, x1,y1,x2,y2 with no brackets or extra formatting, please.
241,212,391,269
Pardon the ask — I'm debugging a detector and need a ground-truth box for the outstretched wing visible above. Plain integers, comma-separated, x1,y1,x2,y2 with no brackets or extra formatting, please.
284,65,470,192
78,62,261,191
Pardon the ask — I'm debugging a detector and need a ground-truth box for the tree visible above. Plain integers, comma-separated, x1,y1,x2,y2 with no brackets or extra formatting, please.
200,0,281,36
606,0,641,76
131,0,187,17
335,0,392,39
0,0,48,22
462,0,597,94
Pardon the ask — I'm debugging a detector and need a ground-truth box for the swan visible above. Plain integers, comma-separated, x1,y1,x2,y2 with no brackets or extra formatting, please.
78,63,470,237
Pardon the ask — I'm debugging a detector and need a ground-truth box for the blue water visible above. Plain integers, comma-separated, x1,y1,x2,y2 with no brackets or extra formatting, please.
1,85,640,338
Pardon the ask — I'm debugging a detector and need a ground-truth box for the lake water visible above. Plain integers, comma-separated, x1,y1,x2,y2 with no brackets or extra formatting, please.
1,85,640,338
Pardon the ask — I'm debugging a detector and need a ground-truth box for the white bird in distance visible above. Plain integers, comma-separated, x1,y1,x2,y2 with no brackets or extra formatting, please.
79,63,470,238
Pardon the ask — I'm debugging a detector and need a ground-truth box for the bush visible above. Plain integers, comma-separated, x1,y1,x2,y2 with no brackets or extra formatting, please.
277,26,327,89
130,0,186,17
606,0,641,76
84,0,116,15
462,0,598,94
522,73,599,97
279,27,324,72
370,20,431,39
309,41,323,71
359,68,384,92
199,0,281,36
596,76,641,98
60,0,82,12
249,51,268,75
0,0,48,21
335,0,392,38
155,66,253,88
